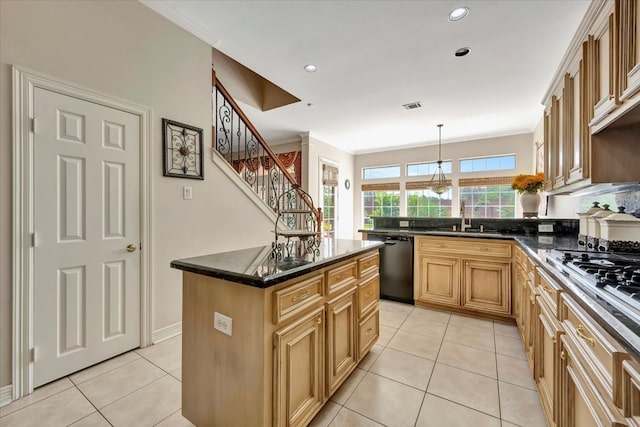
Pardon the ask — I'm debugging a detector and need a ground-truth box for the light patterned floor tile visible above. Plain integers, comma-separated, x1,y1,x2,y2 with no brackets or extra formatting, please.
77,357,165,408
380,300,414,315
399,315,448,339
358,345,383,371
379,309,410,328
0,387,94,427
501,421,520,427
309,401,341,427
135,335,181,358
370,348,434,390
329,407,384,427
155,409,195,426
416,393,501,427
69,411,111,426
437,341,497,378
345,372,424,427
499,381,547,427
444,324,495,352
69,351,140,385
331,368,367,405
495,334,527,360
170,368,182,381
377,324,398,346
138,338,181,374
449,314,494,333
427,363,500,417
387,330,442,361
409,307,451,324
493,321,521,339
101,375,181,426
497,354,537,390
0,378,74,417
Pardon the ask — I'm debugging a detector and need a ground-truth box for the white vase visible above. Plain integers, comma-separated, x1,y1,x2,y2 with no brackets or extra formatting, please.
520,192,541,218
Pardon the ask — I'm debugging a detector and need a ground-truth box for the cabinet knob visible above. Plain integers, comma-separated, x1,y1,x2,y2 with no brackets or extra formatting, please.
560,349,567,360
366,328,374,335
317,317,322,325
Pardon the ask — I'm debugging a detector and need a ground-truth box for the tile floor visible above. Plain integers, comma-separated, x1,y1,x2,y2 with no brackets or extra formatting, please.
0,301,547,427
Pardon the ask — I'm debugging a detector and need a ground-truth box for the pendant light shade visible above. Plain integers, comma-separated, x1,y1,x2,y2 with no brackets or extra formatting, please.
429,124,449,195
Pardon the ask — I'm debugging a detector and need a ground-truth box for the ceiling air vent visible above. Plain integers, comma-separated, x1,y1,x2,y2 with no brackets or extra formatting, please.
403,101,422,110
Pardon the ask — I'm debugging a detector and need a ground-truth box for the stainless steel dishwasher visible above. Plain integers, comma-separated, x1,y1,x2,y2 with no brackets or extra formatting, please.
365,234,414,304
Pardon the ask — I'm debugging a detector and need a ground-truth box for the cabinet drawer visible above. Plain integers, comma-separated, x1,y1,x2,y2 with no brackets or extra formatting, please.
358,274,379,317
537,268,562,317
560,293,629,407
358,252,379,278
416,237,511,258
623,360,640,426
326,261,357,297
358,308,379,360
273,274,324,325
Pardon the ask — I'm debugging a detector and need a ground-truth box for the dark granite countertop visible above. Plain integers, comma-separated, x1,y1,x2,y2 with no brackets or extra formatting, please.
170,239,383,289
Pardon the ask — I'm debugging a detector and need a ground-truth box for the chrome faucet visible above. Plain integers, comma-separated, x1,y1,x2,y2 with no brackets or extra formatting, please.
460,201,472,231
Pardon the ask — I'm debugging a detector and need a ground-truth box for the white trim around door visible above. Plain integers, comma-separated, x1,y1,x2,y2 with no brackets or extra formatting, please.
11,66,153,401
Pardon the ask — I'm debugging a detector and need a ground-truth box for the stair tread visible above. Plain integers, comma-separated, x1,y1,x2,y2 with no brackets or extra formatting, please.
279,209,314,214
277,230,318,237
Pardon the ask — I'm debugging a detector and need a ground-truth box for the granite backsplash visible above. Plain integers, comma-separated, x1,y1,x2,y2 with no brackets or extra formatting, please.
370,217,579,236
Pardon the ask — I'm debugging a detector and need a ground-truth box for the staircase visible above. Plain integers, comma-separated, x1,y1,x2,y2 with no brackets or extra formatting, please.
212,71,322,238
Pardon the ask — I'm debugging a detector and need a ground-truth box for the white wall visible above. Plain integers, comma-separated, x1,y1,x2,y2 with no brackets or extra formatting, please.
353,133,535,236
0,0,273,388
301,134,355,239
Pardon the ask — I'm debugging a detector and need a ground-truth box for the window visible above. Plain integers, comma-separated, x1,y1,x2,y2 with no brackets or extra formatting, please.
459,155,516,173
362,165,401,180
322,163,339,238
459,177,516,218
361,183,400,229
407,161,452,177
406,189,452,217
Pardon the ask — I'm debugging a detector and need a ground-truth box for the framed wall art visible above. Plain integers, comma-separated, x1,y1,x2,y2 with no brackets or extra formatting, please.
162,118,204,180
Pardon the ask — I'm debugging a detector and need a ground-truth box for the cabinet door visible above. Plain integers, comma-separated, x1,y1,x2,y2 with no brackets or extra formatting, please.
536,297,563,427
326,290,358,396
618,0,640,101
559,335,627,427
461,259,511,315
590,6,618,126
524,281,538,374
415,254,460,307
274,307,325,427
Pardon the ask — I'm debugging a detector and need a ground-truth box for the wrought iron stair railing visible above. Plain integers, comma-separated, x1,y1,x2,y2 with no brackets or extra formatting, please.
212,73,322,234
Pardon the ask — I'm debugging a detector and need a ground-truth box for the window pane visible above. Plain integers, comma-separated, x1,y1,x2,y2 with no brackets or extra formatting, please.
459,155,516,172
363,165,400,179
460,159,472,173
322,185,336,238
362,190,400,227
406,189,452,217
458,185,515,218
406,161,452,177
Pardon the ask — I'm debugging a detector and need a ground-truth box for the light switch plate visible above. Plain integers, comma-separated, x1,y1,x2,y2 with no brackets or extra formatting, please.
399,220,409,228
214,312,232,336
183,186,193,200
538,223,553,233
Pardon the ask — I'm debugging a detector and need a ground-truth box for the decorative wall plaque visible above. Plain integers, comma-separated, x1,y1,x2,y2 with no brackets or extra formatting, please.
162,118,204,179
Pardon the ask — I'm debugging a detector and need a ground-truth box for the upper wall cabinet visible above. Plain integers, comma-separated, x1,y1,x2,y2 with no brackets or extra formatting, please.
542,0,640,194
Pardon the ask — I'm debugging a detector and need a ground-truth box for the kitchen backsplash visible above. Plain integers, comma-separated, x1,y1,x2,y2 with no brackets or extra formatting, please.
370,217,578,236
579,188,640,217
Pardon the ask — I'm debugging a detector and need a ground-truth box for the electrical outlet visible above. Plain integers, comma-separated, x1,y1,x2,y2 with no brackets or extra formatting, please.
183,186,193,200
214,312,232,336
538,223,554,233
399,220,409,228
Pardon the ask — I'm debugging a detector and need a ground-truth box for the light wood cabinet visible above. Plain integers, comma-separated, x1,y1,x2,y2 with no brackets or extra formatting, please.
461,259,510,315
415,254,460,307
618,0,640,103
414,236,511,318
589,2,617,127
325,289,358,397
274,307,325,427
536,295,564,427
623,359,640,426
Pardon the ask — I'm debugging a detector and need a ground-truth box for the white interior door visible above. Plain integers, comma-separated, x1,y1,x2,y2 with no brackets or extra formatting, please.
33,87,140,387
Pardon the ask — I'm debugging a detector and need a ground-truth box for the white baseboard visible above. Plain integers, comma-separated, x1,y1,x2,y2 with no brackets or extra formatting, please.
0,384,12,408
152,322,182,344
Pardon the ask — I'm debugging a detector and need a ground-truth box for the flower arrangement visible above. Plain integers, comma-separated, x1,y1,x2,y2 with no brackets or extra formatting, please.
511,172,544,194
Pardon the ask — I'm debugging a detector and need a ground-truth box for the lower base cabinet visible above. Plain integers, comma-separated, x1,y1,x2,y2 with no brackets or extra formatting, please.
536,296,563,427
462,259,511,315
274,307,326,427
326,289,358,397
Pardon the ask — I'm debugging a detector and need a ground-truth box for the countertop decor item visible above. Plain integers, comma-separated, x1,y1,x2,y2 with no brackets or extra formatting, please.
429,124,450,195
512,173,544,218
162,118,204,179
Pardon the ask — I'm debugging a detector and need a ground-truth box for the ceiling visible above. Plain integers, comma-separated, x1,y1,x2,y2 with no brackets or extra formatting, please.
142,0,591,154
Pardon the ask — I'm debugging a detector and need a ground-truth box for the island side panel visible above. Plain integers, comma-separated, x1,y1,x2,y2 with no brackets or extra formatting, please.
182,272,267,427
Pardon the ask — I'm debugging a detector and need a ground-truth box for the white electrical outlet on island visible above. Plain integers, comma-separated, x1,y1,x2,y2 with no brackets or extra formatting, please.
214,312,232,336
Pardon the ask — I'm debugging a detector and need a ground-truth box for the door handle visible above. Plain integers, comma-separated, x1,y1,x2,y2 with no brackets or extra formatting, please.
126,244,137,252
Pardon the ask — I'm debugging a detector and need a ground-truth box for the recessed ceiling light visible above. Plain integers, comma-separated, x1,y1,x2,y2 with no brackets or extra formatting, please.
454,47,471,57
304,64,318,73
448,7,469,22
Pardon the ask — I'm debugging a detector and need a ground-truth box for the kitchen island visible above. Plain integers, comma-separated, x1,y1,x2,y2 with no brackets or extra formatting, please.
171,239,382,427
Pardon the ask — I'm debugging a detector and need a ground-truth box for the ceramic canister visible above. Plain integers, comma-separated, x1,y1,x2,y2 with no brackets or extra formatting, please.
586,204,614,249
597,207,640,252
577,201,602,246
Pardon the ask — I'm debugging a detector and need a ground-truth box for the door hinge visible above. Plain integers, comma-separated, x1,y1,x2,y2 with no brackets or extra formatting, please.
31,118,36,133
31,232,37,247
30,348,36,362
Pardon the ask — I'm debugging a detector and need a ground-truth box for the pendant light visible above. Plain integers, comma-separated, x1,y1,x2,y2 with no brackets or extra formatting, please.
429,124,449,195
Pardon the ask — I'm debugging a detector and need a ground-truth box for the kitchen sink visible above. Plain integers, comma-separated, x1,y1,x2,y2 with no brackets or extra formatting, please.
426,230,504,238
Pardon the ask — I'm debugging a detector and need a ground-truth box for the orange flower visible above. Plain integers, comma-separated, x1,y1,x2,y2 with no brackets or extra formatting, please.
511,173,544,194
